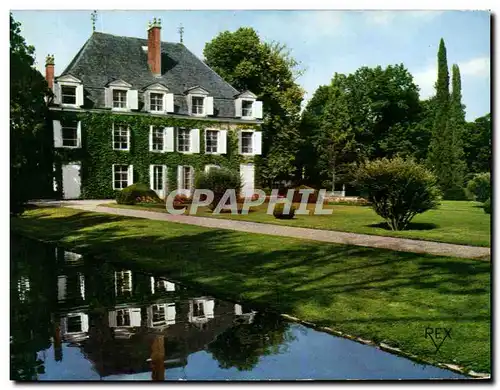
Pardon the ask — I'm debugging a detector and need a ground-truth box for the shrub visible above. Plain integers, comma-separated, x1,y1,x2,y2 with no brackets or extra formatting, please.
483,198,491,214
466,173,491,203
195,168,241,210
292,185,318,203
353,157,441,231
116,183,161,205
273,203,296,219
172,193,192,209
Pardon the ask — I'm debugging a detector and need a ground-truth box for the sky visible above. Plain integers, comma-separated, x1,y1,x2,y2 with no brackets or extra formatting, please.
11,10,491,121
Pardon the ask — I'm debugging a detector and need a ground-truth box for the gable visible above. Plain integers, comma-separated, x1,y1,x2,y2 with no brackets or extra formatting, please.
56,74,82,84
184,86,209,95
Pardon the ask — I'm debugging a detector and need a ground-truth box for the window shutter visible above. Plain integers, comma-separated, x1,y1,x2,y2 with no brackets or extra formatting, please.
205,96,214,116
127,127,131,151
53,120,62,147
238,130,242,154
165,93,174,113
76,85,84,107
127,90,138,110
144,91,150,112
177,166,183,190
186,95,192,115
149,165,154,190
163,165,168,192
234,98,242,117
253,131,262,155
218,130,227,154
104,88,112,108
164,127,174,152
128,165,134,186
253,101,263,119
76,121,82,148
190,129,200,153
149,125,153,152
53,83,61,105
189,166,195,192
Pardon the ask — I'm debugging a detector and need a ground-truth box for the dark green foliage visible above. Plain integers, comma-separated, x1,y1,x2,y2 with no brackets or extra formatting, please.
353,157,442,231
195,167,242,210
204,27,304,186
53,112,258,199
273,203,296,219
483,198,491,214
463,114,491,173
10,14,51,214
116,182,161,205
427,40,466,198
466,173,491,203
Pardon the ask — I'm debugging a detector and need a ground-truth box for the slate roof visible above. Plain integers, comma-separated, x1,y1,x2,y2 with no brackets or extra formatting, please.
58,32,242,118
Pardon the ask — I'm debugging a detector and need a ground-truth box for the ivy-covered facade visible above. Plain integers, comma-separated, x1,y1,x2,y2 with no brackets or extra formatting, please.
47,20,263,200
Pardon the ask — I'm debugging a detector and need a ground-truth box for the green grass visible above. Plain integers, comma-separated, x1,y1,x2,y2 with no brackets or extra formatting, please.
11,206,490,373
104,200,491,247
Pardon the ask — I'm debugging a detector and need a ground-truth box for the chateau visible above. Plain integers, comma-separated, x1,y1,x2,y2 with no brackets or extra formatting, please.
46,19,263,199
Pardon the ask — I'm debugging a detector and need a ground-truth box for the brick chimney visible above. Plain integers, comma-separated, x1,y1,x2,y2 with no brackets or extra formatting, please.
147,18,162,76
45,54,55,90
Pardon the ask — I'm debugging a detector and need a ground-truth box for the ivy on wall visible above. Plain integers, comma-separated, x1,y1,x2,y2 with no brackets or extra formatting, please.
52,111,261,199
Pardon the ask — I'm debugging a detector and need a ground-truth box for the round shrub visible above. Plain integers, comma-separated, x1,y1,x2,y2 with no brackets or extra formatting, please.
273,203,296,219
116,183,161,205
195,168,241,210
466,172,491,203
292,185,318,203
353,157,441,231
483,198,491,214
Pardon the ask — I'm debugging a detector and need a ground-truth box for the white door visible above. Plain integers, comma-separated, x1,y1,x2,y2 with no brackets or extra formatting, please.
240,164,255,198
62,163,81,199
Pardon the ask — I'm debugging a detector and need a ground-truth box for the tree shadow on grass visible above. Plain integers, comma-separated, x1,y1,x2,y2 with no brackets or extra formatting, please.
367,222,439,231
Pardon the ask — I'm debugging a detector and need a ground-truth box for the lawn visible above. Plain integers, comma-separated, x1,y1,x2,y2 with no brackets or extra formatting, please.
11,206,491,373
103,200,491,247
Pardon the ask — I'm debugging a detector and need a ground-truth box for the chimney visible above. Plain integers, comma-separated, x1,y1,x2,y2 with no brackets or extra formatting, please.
147,18,162,76
45,54,55,90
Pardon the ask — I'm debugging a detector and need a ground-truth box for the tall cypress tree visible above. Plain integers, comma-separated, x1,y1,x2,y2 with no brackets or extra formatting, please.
449,64,466,184
427,39,465,199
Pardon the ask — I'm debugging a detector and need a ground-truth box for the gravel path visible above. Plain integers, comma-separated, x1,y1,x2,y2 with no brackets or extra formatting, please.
39,200,491,260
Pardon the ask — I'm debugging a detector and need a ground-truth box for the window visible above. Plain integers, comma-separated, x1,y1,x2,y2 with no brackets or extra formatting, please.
61,85,77,105
116,310,131,327
241,131,253,154
193,301,205,317
113,89,127,109
113,125,129,150
152,304,166,324
205,130,218,153
191,96,204,115
62,123,78,147
180,166,193,191
152,127,164,151
150,93,163,112
152,165,164,191
113,165,130,190
67,315,83,333
177,129,190,152
242,100,253,117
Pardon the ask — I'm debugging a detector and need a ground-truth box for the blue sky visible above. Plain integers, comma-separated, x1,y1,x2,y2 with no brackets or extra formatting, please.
12,10,490,120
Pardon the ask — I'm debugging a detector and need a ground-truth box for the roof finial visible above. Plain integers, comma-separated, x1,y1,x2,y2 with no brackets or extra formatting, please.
91,10,97,32
178,24,184,44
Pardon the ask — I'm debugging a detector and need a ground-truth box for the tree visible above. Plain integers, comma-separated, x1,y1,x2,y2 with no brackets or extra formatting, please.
204,28,305,186
427,39,465,199
10,13,51,213
463,113,491,173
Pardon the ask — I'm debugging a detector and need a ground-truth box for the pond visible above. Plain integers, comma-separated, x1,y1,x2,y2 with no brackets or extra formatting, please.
10,234,467,381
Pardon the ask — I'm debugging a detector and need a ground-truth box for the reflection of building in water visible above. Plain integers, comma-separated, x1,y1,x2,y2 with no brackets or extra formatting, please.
147,303,176,329
60,312,89,342
234,304,257,324
115,270,133,296
188,298,215,328
150,276,175,294
17,276,30,302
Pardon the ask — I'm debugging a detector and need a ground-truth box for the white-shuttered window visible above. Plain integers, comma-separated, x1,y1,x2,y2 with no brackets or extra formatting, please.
177,129,190,152
113,165,129,190
113,125,129,150
205,130,218,153
62,122,78,147
61,86,77,105
152,127,164,151
150,93,163,112
116,310,131,326
113,89,127,109
241,131,253,154
183,166,193,191
152,165,164,191
191,96,204,115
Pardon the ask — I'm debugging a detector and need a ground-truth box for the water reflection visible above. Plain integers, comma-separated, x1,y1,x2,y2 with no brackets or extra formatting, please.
10,235,467,381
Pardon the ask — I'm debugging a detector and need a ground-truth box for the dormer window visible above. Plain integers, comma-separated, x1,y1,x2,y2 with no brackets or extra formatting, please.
143,83,173,114
235,91,263,120
61,86,77,105
113,89,127,109
150,93,163,112
192,96,204,115
242,100,253,117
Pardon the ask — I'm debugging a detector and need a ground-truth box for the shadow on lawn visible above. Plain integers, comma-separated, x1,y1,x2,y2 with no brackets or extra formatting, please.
367,222,439,231
14,207,490,328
